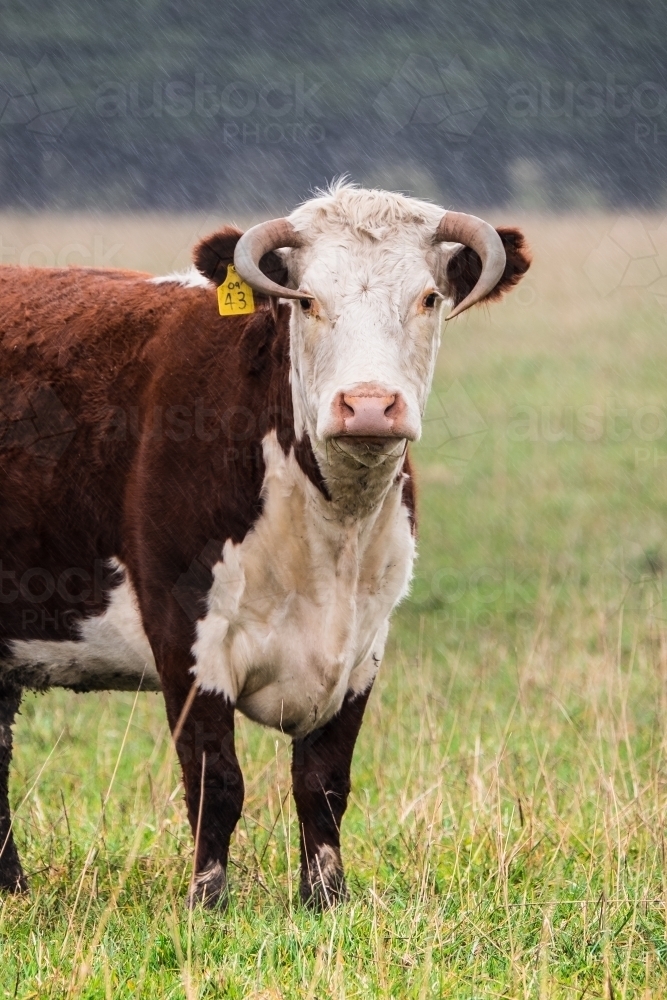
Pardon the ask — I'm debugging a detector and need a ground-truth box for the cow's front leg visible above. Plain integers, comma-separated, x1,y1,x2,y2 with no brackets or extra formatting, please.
0,684,27,894
291,686,372,909
162,679,243,909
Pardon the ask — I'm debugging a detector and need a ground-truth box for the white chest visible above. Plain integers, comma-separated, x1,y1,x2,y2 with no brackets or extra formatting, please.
191,433,415,735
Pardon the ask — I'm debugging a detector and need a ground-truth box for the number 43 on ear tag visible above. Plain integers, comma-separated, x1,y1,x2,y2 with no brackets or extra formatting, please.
217,264,255,316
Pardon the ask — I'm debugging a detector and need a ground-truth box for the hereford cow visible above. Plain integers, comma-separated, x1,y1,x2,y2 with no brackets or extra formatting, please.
0,183,530,908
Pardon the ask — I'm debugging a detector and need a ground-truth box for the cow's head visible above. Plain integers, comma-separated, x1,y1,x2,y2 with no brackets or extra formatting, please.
198,185,530,504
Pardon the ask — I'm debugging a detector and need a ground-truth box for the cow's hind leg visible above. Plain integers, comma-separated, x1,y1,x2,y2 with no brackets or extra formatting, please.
0,684,27,894
162,678,244,909
291,686,372,910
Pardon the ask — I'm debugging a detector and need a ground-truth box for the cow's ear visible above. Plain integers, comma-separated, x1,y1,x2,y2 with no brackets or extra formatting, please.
193,226,289,289
445,227,531,308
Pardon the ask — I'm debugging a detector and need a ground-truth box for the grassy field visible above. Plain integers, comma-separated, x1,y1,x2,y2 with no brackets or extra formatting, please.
2,210,667,998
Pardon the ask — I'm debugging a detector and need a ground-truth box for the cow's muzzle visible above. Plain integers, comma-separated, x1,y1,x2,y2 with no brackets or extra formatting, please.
326,383,417,443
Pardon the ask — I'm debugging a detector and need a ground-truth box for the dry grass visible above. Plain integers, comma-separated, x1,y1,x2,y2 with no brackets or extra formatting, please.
2,209,667,997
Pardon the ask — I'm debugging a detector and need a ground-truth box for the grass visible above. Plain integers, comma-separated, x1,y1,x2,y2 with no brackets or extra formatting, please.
2,210,667,997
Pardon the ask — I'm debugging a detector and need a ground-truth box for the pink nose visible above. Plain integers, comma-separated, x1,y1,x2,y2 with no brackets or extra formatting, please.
333,385,408,437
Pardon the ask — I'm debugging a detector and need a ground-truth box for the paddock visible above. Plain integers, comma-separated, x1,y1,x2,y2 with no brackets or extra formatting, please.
2,211,665,997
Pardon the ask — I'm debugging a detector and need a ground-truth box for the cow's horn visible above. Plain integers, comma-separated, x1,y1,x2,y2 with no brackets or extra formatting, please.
233,218,310,300
435,211,506,320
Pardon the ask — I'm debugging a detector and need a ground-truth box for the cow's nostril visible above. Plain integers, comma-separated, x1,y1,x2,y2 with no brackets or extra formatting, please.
341,395,356,417
383,395,397,416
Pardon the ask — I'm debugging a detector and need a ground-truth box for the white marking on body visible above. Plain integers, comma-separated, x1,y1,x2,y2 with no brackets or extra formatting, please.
192,431,415,736
3,562,159,691
149,266,212,288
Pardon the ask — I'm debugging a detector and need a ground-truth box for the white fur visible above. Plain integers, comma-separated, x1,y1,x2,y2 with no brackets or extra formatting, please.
192,431,415,736
284,183,459,449
149,266,211,289
3,563,159,691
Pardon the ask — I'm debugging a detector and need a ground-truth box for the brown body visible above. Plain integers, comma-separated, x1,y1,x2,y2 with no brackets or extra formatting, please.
0,220,529,905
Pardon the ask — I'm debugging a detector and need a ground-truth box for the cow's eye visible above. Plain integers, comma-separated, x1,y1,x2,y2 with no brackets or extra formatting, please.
299,298,312,311
423,292,438,309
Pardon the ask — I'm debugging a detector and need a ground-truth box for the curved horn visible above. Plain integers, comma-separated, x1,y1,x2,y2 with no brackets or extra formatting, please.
435,211,506,320
233,218,310,300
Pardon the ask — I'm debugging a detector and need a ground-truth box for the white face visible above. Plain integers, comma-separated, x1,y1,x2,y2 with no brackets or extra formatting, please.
285,196,455,459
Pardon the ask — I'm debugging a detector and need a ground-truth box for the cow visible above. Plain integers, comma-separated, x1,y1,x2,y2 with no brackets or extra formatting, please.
0,183,530,908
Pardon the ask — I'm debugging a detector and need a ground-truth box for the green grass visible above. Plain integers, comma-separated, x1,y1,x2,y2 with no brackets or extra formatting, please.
3,213,667,997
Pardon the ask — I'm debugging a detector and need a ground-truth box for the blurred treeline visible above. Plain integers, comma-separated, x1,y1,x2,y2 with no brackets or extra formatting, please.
0,0,666,211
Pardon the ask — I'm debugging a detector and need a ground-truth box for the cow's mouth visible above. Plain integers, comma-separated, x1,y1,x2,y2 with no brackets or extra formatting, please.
330,435,407,467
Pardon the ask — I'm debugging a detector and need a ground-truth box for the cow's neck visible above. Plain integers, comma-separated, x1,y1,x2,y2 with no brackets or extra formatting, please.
310,439,406,520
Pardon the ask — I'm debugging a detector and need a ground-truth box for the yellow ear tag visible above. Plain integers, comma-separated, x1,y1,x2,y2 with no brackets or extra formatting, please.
217,264,255,316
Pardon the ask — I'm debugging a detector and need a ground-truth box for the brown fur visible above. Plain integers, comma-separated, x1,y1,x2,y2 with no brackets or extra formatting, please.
446,227,532,307
0,265,329,653
193,226,289,290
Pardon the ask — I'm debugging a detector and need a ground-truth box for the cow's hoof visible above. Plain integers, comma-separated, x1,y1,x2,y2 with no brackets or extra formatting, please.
0,867,29,895
186,860,228,910
300,845,348,910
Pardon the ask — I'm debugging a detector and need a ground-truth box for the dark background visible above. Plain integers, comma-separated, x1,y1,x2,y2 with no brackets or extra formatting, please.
1,0,665,211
